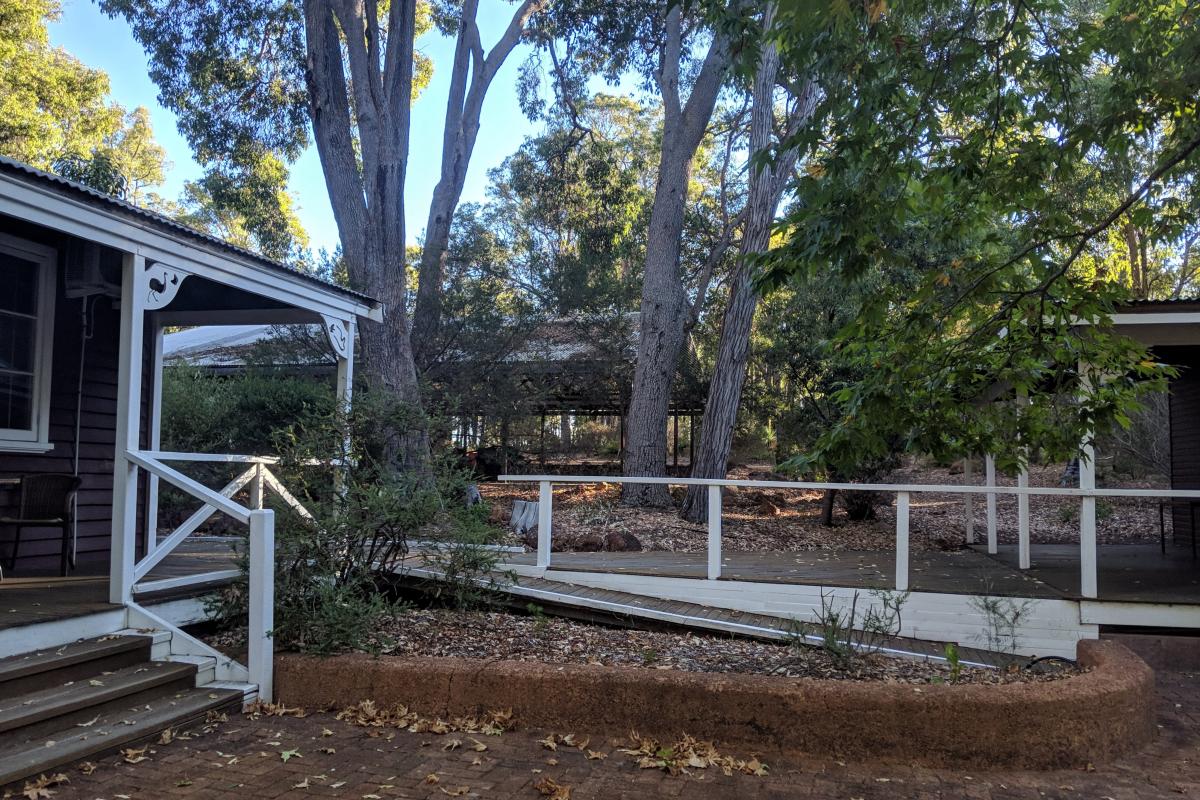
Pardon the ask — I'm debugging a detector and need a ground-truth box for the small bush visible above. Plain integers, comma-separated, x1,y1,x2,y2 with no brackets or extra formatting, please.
207,389,506,654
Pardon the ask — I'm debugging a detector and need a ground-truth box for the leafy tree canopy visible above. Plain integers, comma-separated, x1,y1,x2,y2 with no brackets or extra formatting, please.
753,0,1198,474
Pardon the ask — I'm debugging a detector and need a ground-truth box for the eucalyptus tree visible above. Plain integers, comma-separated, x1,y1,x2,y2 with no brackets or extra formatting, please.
103,0,548,470
527,0,742,504
680,3,817,523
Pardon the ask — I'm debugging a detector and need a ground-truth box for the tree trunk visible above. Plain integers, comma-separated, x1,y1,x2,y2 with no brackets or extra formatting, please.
620,7,732,507
303,0,428,471
681,12,815,522
411,0,544,370
559,414,571,450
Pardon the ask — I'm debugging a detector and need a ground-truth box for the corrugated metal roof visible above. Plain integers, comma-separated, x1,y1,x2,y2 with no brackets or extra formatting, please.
1121,298,1200,312
0,155,377,307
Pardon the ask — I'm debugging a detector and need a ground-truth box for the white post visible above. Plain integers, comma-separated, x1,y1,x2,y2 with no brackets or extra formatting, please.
333,319,355,496
109,253,145,604
250,462,265,510
707,485,722,580
895,491,910,591
963,456,975,544
248,508,275,703
1016,390,1031,570
1017,464,1031,569
536,480,552,569
985,454,998,554
146,319,164,550
1079,362,1098,598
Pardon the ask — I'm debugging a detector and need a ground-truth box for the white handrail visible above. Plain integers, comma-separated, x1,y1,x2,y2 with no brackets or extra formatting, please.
143,450,341,467
500,473,1199,601
127,451,252,523
499,474,1200,499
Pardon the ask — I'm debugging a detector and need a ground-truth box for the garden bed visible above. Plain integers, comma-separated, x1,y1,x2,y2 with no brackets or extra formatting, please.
275,639,1155,769
361,608,1072,685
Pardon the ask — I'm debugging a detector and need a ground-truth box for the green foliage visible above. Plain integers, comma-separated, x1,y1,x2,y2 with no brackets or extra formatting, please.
207,387,507,653
160,363,334,457
749,0,1195,475
169,153,312,265
970,594,1036,654
488,94,656,316
943,643,963,681
0,0,118,167
790,589,910,665
0,2,170,199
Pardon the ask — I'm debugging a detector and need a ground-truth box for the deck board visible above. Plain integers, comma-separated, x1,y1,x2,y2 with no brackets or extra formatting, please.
504,549,1067,599
0,538,240,631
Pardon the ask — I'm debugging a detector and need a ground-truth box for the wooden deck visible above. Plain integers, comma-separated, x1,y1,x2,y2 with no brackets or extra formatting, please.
504,548,1066,599
0,537,239,631
504,543,1200,605
982,543,1200,604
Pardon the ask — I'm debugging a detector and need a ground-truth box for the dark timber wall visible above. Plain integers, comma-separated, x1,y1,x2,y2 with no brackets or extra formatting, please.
1159,345,1200,548
0,217,124,576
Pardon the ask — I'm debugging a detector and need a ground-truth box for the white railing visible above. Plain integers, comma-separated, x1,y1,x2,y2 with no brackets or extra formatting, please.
120,450,318,702
499,474,1200,600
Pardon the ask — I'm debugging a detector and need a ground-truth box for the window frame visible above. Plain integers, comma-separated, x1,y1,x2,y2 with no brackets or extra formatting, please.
0,232,57,453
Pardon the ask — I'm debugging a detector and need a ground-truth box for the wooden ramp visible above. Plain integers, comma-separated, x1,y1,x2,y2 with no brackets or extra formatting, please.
398,561,1020,669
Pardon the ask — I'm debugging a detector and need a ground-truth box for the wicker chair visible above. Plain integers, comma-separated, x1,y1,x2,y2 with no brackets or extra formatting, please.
1,474,82,577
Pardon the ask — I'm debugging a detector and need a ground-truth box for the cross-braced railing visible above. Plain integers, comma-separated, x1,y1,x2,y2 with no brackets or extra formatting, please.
116,450,316,702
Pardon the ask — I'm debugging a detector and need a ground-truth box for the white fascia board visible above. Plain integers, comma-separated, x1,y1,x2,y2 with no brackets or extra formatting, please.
0,175,383,323
1074,312,1200,326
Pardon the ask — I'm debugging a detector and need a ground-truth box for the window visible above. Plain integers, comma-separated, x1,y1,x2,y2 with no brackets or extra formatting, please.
0,234,56,452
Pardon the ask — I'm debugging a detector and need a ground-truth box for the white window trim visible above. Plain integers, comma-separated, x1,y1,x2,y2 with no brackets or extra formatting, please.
0,232,56,453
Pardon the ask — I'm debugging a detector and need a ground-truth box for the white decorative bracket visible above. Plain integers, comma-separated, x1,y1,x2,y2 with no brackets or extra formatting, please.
321,315,352,359
141,262,189,310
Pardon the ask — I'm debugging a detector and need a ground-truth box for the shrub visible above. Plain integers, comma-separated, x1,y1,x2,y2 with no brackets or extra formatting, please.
207,389,508,654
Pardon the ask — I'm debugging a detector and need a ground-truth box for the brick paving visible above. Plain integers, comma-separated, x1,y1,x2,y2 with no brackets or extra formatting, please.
36,670,1199,800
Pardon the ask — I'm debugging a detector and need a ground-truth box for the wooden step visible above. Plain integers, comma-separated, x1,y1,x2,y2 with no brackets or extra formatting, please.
0,636,151,697
0,661,197,744
0,684,242,788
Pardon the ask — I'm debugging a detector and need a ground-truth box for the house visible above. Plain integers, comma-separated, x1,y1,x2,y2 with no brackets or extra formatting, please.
0,156,378,784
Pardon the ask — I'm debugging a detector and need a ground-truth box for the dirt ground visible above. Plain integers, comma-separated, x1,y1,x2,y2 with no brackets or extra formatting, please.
38,668,1200,799
481,461,1171,555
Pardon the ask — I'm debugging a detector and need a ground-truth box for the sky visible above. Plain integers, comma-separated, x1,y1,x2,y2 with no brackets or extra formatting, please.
48,1,549,254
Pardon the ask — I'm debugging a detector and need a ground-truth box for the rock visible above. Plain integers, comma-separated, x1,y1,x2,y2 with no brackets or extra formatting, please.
757,498,781,517
604,531,642,552
576,535,605,552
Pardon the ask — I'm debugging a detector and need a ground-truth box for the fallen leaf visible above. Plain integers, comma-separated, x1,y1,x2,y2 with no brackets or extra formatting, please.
440,787,470,797
21,773,69,800
533,776,571,800
424,773,440,785
120,747,148,765
279,749,302,762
